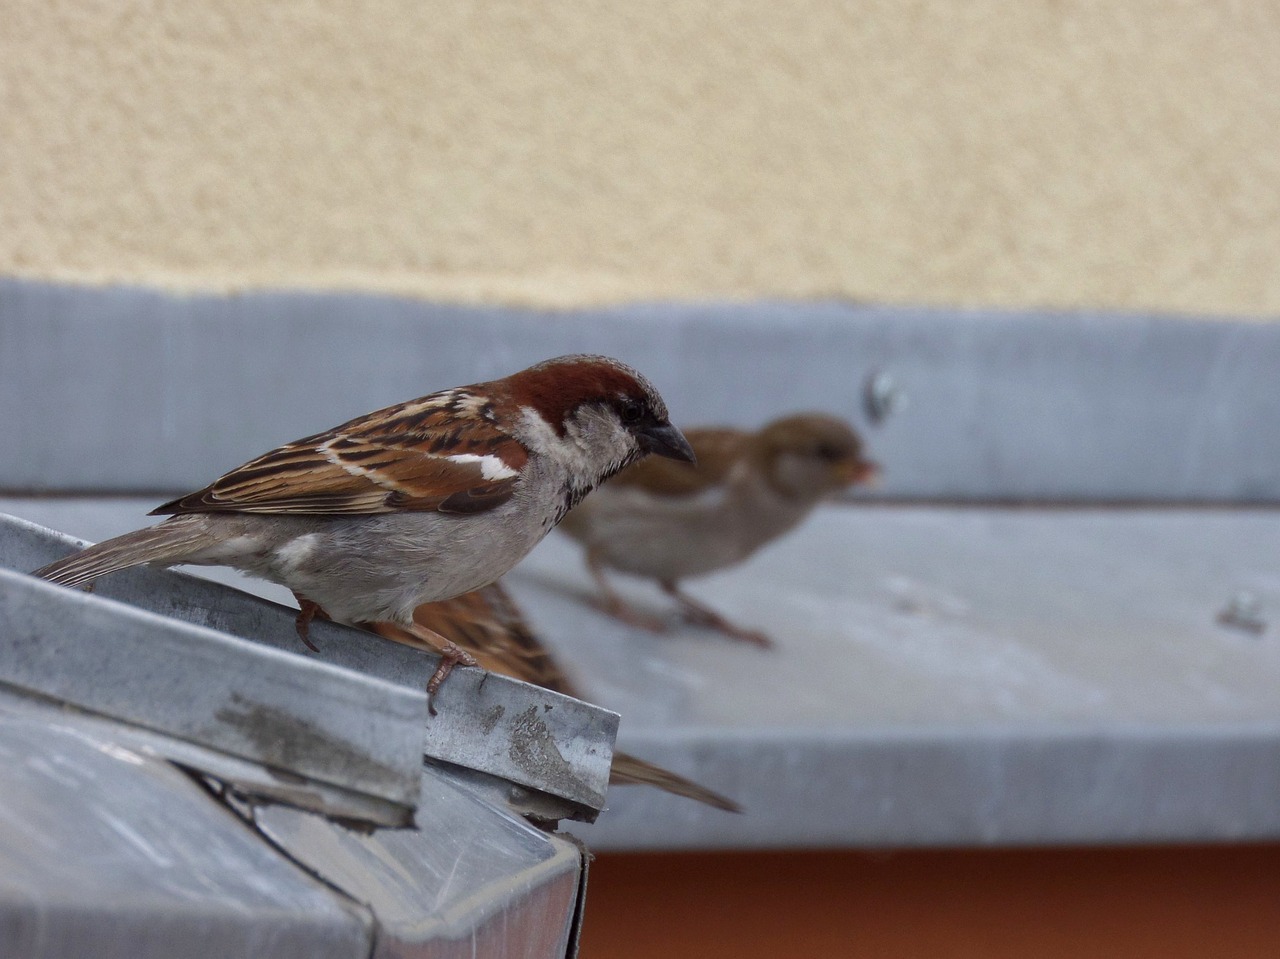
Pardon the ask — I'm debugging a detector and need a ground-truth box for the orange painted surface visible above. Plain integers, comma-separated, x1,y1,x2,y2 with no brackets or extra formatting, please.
580,845,1280,958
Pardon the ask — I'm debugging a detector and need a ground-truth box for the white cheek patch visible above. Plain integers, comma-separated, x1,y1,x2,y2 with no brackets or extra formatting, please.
515,405,638,484
445,452,520,481
520,407,594,473
517,407,559,447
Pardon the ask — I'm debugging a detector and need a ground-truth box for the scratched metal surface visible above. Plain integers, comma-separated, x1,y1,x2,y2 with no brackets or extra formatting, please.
254,770,584,959
0,563,428,822
7,496,1280,849
0,689,586,958
3,278,1278,503
0,694,372,959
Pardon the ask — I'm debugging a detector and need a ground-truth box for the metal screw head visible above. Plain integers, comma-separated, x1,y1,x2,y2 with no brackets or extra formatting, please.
864,369,907,424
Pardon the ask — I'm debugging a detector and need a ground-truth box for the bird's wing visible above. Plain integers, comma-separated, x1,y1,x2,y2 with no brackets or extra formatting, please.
383,583,578,696
151,392,528,516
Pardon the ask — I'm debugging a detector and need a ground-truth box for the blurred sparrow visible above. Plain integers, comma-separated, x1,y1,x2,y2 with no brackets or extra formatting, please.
559,414,877,646
35,354,694,692
375,582,741,812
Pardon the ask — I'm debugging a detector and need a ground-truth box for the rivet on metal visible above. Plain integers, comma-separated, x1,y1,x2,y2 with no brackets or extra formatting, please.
864,370,907,424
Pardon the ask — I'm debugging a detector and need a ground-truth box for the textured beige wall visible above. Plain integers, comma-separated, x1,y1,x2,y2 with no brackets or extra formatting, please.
3,1,1278,315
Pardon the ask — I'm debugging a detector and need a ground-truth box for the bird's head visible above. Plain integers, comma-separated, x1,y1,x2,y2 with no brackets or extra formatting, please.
505,354,695,481
756,414,878,501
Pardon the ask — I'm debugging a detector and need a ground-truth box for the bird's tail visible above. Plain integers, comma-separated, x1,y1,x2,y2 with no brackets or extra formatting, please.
391,584,743,812
610,751,742,813
32,520,216,588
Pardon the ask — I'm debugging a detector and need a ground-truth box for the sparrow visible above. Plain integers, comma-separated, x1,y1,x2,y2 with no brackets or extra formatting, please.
34,354,695,692
373,582,741,812
559,413,877,646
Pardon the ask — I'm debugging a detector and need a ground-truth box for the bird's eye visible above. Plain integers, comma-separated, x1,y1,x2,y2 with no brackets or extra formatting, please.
815,443,844,462
619,398,644,424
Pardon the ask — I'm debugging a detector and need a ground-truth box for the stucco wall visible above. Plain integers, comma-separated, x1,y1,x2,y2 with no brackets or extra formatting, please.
3,1,1277,315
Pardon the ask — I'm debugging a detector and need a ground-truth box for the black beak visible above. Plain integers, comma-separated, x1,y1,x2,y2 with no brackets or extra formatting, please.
637,422,697,464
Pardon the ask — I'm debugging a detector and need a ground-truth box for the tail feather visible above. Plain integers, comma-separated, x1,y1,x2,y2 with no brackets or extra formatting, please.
396,586,744,812
32,521,215,588
610,751,742,813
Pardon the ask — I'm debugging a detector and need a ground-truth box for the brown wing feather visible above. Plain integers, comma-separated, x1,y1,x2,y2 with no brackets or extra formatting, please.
603,427,747,497
378,583,578,696
152,392,528,516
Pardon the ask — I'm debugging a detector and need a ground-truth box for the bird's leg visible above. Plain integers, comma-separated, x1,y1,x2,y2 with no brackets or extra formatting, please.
587,550,669,632
422,635,480,716
360,620,481,714
292,592,328,652
661,581,773,648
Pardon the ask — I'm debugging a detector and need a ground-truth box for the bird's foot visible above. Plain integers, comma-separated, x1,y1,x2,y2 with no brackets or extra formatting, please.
689,614,773,649
293,594,329,652
587,557,670,633
667,587,773,648
426,641,480,715
596,596,670,633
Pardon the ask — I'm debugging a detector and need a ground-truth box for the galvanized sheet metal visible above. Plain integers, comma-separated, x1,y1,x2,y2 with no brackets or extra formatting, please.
0,566,428,818
2,278,1278,503
7,498,1280,849
0,699,373,959
0,689,587,959
0,512,619,818
510,506,1280,849
254,770,584,958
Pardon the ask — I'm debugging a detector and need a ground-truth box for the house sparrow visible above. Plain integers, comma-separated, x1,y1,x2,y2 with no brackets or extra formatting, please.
34,355,695,693
375,582,741,812
559,413,877,647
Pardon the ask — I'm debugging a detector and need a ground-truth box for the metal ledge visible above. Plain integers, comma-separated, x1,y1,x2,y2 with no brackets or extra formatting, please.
0,567,427,826
4,281,1278,853
2,278,1278,503
0,513,619,823
9,497,1280,851
508,507,1280,850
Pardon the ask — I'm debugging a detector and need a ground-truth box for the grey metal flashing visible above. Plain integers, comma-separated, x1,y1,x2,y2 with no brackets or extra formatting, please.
9,496,1280,851
251,770,585,958
573,725,1280,850
68,704,427,828
3,277,1278,503
0,688,587,958
0,565,428,823
4,277,1279,854
512,503,1280,850
0,695,374,959
0,512,620,820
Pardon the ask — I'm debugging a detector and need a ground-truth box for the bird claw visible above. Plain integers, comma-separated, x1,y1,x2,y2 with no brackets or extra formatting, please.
713,623,773,649
293,595,328,653
426,641,480,715
666,588,774,648
594,590,772,646
682,607,773,647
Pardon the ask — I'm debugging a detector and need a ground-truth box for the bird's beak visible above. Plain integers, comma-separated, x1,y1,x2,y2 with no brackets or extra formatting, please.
637,422,697,464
